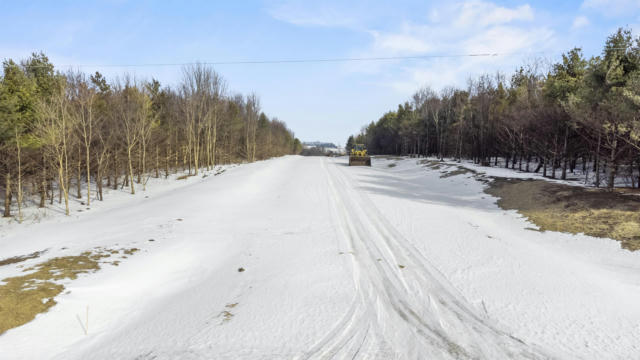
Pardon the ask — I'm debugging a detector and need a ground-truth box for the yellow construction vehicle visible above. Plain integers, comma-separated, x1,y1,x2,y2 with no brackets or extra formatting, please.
349,144,371,166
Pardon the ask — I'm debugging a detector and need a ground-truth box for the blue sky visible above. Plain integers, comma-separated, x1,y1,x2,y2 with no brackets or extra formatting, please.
1,0,639,145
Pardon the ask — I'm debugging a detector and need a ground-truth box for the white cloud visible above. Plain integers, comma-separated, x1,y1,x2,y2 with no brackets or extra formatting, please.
390,64,461,94
581,0,640,17
267,1,556,95
267,2,357,28
572,16,590,29
369,27,431,54
454,1,534,28
349,1,554,94
462,26,554,54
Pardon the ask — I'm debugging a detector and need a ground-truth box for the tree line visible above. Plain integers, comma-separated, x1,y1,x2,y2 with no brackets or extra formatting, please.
1,53,302,221
347,28,640,190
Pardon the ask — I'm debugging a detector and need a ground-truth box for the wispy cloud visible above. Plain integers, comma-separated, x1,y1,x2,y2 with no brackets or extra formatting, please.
368,25,432,55
349,1,554,94
266,1,561,95
581,0,640,17
267,1,357,28
572,16,590,30
454,1,534,28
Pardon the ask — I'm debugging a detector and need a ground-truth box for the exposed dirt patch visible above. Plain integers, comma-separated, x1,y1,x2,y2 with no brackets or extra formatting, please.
420,159,443,170
617,187,640,196
388,163,397,168
123,248,140,256
0,250,47,267
420,160,479,179
485,179,640,251
0,247,139,335
377,156,404,161
440,166,476,178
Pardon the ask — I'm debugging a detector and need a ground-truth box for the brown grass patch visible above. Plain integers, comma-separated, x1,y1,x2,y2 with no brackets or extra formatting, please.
420,160,443,170
220,310,233,322
378,156,404,161
440,166,476,178
0,247,139,335
485,179,640,251
123,248,139,256
0,250,47,267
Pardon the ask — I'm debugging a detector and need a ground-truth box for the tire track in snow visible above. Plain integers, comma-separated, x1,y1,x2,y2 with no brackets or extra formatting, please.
303,158,556,359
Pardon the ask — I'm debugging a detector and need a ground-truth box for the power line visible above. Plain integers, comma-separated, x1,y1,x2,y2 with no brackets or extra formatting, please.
41,51,546,69
19,47,633,69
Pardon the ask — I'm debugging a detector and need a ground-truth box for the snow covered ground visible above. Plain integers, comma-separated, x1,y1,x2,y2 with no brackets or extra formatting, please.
1,155,640,359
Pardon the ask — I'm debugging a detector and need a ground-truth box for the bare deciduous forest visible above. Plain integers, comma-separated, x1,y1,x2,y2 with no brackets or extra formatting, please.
348,28,640,190
0,55,302,221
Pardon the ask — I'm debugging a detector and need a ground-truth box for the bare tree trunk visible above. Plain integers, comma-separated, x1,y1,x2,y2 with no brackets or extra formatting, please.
57,152,70,216
85,144,91,206
4,172,11,218
561,125,569,180
165,147,170,178
608,136,617,190
64,137,70,211
113,152,119,190
155,146,159,178
39,156,46,208
518,153,523,171
137,147,142,184
39,178,46,208
142,142,147,191
77,146,82,199
49,178,53,205
551,134,558,179
127,146,135,195
205,126,211,171
16,134,23,223
97,172,103,201
212,117,217,167
637,157,640,189
595,131,601,188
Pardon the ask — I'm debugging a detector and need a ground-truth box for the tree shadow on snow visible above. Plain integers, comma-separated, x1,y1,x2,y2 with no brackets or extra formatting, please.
353,172,499,213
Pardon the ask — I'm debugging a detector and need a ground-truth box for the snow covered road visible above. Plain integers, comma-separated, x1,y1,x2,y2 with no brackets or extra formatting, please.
2,156,640,359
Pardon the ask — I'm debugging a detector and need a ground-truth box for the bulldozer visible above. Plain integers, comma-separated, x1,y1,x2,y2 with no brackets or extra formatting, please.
349,144,371,166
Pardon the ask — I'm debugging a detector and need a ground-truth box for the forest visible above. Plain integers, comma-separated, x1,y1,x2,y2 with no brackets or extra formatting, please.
0,54,302,221
347,28,640,189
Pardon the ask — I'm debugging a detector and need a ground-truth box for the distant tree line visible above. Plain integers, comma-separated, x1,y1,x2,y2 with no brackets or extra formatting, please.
1,53,302,220
300,147,329,156
348,28,640,189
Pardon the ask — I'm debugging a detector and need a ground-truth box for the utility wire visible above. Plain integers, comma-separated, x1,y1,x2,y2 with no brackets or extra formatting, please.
38,51,544,69
18,47,633,69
